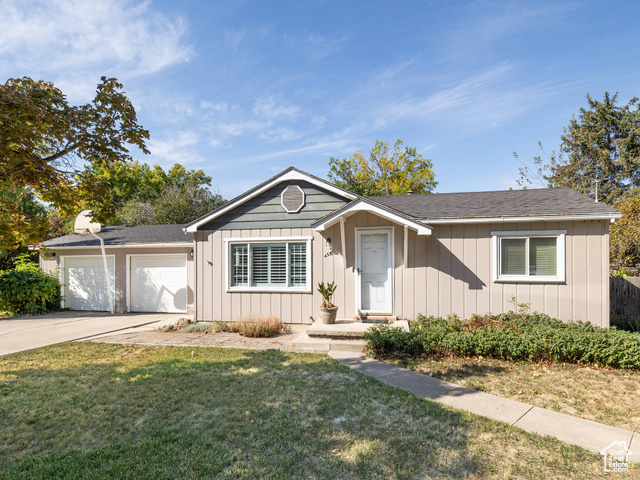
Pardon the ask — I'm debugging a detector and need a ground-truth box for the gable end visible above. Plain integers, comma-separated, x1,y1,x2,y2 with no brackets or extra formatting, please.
199,180,349,230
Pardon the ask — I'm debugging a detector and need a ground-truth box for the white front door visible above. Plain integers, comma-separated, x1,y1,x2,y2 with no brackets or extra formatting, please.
357,229,393,313
129,255,188,313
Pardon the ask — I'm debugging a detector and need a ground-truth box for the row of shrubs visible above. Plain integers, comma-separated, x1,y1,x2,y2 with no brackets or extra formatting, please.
364,312,640,370
0,255,62,316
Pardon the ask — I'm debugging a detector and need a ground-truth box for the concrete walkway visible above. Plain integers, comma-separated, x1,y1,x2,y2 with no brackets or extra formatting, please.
0,311,183,356
330,351,638,458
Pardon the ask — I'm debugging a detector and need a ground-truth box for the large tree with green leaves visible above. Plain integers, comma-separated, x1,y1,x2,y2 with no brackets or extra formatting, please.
328,139,437,196
517,92,640,205
79,161,225,225
0,76,149,248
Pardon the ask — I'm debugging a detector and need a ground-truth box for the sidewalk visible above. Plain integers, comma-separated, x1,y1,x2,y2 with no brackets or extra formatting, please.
329,351,638,458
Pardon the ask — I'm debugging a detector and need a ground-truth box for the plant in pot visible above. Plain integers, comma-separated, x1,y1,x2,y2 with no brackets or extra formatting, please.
317,281,338,324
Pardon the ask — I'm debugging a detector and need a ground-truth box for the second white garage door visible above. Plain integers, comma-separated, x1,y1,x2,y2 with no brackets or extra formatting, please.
129,255,187,313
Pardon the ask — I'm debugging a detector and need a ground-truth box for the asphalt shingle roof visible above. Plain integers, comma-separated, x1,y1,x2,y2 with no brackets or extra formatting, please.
40,224,191,248
368,188,620,220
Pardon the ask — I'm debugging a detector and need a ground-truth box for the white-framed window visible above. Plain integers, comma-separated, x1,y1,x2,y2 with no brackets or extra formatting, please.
226,237,312,292
491,230,566,283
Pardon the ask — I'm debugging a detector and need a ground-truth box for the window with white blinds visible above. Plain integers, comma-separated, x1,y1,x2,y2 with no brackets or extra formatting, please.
229,241,309,290
493,231,565,282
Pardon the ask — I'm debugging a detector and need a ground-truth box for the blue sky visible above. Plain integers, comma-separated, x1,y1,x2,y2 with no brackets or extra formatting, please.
2,0,639,199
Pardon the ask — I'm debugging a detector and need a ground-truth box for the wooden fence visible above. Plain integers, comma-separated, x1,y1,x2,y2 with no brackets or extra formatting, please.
610,276,640,318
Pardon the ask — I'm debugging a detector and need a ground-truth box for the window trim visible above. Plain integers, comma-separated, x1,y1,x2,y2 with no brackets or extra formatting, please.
224,236,312,293
491,230,566,283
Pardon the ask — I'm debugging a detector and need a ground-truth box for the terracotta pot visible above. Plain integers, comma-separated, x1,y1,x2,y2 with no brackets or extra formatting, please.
319,306,338,324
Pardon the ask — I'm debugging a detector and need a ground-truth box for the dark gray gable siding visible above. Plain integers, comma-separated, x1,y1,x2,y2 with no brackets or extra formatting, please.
200,180,349,230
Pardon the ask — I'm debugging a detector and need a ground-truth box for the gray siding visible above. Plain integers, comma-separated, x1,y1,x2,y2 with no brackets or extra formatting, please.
200,180,348,230
196,214,611,327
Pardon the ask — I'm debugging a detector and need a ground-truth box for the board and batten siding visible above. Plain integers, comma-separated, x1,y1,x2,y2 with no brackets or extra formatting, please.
196,211,610,327
199,180,348,230
40,246,195,313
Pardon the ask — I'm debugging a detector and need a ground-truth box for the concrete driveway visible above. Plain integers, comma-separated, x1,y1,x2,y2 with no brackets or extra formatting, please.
0,311,185,356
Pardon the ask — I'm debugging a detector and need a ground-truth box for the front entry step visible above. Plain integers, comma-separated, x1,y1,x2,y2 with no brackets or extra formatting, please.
356,315,399,323
290,332,368,354
293,319,409,354
306,319,409,339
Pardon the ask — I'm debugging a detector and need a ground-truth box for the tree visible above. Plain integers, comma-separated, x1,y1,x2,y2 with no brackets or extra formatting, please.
153,179,225,224
0,187,47,269
328,139,437,196
0,76,149,247
115,199,155,226
610,189,640,274
0,187,48,251
517,92,640,205
79,161,224,225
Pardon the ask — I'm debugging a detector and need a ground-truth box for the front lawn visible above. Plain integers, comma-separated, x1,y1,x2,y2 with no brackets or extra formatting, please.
383,355,640,432
0,343,620,479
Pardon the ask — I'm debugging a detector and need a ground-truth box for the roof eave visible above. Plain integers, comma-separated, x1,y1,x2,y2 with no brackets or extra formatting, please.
33,242,193,250
419,213,622,224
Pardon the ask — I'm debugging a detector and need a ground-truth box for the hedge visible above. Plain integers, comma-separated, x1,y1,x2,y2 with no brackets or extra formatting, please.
0,254,62,315
364,312,640,370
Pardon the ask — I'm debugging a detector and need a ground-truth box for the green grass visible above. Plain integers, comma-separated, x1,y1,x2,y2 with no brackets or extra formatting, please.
0,343,623,479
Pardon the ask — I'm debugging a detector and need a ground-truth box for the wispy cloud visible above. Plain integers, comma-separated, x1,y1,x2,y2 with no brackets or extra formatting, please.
282,32,349,60
0,0,192,99
253,97,300,119
147,130,202,165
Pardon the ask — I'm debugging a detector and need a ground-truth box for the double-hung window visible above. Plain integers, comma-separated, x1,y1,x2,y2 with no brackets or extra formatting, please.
228,239,310,291
492,231,565,283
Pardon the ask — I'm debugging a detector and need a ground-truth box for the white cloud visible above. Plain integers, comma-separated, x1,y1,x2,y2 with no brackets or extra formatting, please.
216,119,272,137
0,0,192,98
253,97,300,119
258,127,303,142
147,130,202,165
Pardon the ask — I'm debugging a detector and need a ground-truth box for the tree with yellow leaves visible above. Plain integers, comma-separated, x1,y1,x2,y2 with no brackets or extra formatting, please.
328,139,437,196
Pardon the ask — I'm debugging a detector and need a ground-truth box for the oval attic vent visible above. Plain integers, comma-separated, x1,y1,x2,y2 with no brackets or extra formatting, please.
281,185,305,213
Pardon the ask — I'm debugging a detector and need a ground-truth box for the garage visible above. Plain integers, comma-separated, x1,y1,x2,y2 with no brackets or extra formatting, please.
128,254,188,313
62,255,116,311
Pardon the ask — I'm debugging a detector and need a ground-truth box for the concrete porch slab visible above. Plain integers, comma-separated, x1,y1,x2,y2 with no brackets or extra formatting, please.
306,318,409,339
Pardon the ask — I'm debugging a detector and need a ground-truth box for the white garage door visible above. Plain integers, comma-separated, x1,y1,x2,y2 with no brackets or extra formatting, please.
63,256,116,311
130,255,187,313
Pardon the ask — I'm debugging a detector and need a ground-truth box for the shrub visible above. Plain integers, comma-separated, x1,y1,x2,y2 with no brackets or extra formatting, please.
0,255,62,315
611,314,640,333
365,311,640,370
228,315,287,338
180,322,226,334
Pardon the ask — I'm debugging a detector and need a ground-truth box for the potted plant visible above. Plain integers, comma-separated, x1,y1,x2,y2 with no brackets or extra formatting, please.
317,281,338,324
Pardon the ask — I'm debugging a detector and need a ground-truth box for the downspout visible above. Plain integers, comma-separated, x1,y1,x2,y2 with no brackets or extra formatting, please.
404,225,409,267
340,216,347,269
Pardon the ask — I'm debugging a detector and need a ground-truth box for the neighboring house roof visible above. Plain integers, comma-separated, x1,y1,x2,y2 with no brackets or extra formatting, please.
39,224,192,248
184,167,357,232
368,187,621,222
